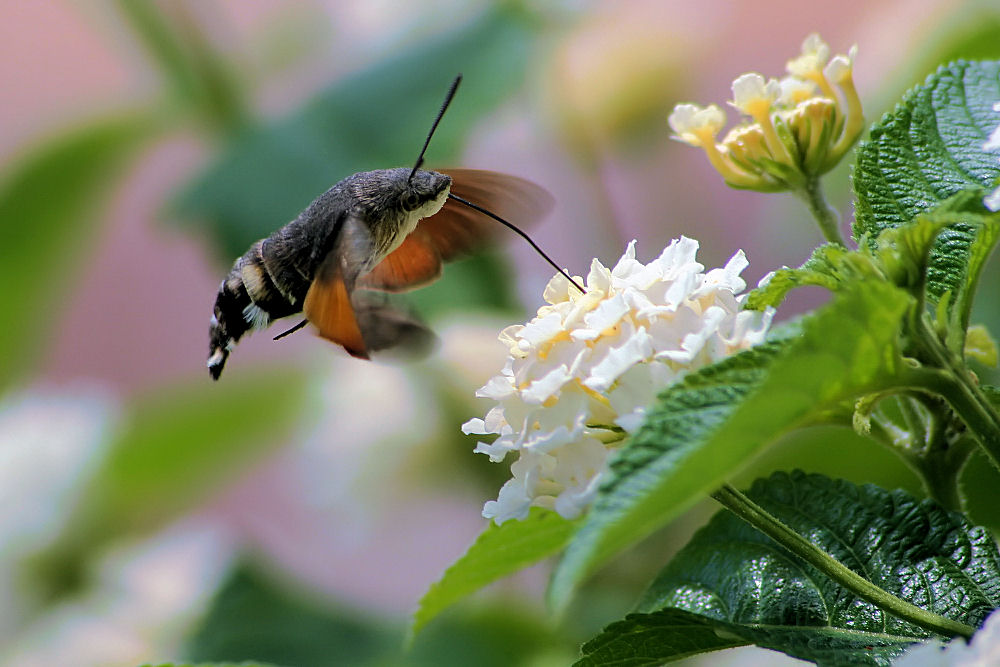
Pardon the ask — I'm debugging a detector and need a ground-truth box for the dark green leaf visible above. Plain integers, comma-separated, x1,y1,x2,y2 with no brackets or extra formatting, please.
410,508,578,641
579,472,1000,666
174,5,539,260
575,608,748,666
549,282,913,611
0,114,157,394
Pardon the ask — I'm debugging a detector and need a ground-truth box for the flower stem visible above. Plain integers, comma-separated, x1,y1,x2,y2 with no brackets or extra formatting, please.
907,315,1000,472
795,177,845,245
711,483,975,639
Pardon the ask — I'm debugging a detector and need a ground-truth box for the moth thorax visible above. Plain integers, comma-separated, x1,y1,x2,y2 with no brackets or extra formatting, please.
377,184,451,262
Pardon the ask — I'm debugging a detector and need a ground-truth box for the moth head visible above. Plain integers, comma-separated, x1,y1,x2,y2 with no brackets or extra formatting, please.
400,168,452,214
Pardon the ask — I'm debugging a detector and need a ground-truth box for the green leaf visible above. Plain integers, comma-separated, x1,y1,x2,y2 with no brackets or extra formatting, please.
853,61,1000,316
549,282,913,612
0,114,158,394
410,508,579,641
32,368,308,600
173,5,539,260
575,608,748,666
746,243,865,310
854,60,1000,238
579,472,1000,666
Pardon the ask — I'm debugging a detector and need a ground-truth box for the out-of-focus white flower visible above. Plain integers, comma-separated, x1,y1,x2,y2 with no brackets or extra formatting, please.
464,239,774,524
2,521,234,667
0,388,116,640
895,609,1000,666
984,101,1000,212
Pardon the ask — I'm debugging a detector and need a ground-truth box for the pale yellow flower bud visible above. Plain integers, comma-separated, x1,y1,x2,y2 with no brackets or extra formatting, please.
668,103,727,147
669,33,864,193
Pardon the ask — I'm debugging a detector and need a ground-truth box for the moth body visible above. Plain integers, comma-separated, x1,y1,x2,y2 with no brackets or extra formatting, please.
208,168,452,379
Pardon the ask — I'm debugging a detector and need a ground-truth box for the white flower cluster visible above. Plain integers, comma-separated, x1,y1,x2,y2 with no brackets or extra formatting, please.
895,610,1000,666
463,239,774,524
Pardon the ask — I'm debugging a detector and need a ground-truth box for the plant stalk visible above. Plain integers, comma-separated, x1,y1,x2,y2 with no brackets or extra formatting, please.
907,315,1000,472
796,177,845,246
712,483,975,639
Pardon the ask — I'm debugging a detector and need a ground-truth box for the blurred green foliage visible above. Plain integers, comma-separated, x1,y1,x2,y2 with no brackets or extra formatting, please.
185,562,576,667
173,5,539,260
0,114,159,395
117,0,247,132
31,367,309,601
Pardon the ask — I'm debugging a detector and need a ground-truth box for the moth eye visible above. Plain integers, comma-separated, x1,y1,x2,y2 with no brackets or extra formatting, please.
402,191,422,211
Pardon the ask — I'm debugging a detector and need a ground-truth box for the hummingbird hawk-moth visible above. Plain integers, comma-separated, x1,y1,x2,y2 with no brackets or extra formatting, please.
207,76,575,380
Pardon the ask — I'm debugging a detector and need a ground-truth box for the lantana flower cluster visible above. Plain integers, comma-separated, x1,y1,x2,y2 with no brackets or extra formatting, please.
668,33,863,191
463,239,774,524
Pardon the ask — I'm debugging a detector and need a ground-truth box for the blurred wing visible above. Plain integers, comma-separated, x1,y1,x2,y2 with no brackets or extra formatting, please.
356,229,443,293
303,215,370,359
428,168,554,260
359,169,554,293
353,294,438,360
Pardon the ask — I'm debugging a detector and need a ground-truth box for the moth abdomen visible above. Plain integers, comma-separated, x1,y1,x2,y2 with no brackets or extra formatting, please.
208,233,311,380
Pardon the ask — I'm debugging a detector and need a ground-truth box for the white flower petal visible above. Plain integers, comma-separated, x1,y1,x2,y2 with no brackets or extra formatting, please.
585,328,655,393
522,365,573,404
476,374,515,400
518,311,565,349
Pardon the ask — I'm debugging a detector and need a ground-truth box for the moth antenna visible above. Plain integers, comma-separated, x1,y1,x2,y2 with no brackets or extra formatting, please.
447,193,586,294
409,74,463,183
274,318,308,340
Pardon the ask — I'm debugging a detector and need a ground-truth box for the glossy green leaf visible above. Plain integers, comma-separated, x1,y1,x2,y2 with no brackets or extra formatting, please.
579,472,1000,666
410,508,579,641
549,282,913,612
746,243,861,310
576,608,753,666
0,114,158,394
